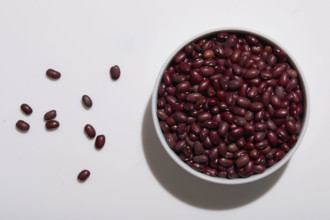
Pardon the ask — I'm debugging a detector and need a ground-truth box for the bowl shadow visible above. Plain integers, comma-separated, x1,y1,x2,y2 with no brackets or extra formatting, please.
142,97,288,210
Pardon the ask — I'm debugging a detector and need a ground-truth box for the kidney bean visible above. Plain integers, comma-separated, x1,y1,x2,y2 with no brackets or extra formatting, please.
279,72,289,87
46,120,60,129
255,139,268,150
276,127,289,141
270,95,282,108
84,124,96,138
233,116,247,127
287,69,298,78
160,121,170,132
203,119,219,129
158,83,166,96
254,132,265,142
247,86,258,99
20,104,33,115
208,147,218,161
254,164,266,173
266,130,278,147
203,49,215,59
249,102,263,112
248,148,259,159
274,86,285,101
254,110,264,122
244,68,259,79
230,127,245,139
200,66,215,77
176,81,191,93
44,110,57,121
204,167,218,176
46,69,61,79
267,54,277,66
81,95,93,108
235,154,250,167
243,124,254,137
157,110,168,121
285,78,298,92
209,130,220,145
172,111,188,123
218,158,234,167
246,35,259,45
275,149,286,161
259,146,271,155
236,97,250,108
157,98,166,108
198,79,210,93
95,135,106,149
193,155,209,163
243,160,254,175
280,143,291,152
288,135,298,147
228,80,242,91
174,51,186,63
191,162,206,172
232,106,246,117
274,108,289,118
16,120,30,131
78,170,90,181
285,119,297,134
193,141,204,155
186,93,201,103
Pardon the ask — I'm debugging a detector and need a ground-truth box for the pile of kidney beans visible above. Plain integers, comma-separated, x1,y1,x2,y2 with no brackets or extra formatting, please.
157,31,304,179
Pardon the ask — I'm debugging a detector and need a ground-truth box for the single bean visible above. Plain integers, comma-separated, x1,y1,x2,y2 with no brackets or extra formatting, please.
82,95,93,108
236,154,250,167
95,135,106,149
84,124,96,138
20,104,33,115
44,110,57,120
46,120,60,129
77,170,90,181
110,65,121,80
16,120,30,131
46,69,61,79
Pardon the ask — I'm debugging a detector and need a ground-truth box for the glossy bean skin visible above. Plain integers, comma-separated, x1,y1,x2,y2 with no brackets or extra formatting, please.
157,31,305,180
46,69,61,79
82,95,93,108
84,124,96,138
110,65,121,80
95,135,106,149
16,120,30,131
44,110,57,121
78,170,90,181
46,120,60,129
21,104,33,115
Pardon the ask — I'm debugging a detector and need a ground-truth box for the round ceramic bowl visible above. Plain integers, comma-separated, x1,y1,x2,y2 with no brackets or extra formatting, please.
152,28,310,184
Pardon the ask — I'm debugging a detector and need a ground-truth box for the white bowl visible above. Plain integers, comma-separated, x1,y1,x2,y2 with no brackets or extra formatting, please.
152,28,310,184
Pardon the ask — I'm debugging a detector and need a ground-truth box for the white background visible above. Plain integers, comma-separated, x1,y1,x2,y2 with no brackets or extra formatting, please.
0,0,329,219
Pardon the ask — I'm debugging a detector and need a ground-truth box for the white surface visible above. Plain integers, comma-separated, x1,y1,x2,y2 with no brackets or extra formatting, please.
0,0,329,219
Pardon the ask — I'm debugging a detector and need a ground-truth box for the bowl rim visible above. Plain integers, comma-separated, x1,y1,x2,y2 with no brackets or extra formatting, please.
151,27,310,185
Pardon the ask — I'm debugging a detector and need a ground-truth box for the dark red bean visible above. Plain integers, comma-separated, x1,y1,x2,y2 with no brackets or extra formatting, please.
287,69,298,78
46,120,60,129
16,120,30,131
254,164,266,173
260,71,273,80
172,111,188,123
186,93,202,103
166,95,177,105
274,108,289,118
46,69,61,79
247,86,258,99
218,158,234,167
78,170,90,181
254,132,266,142
204,167,218,176
285,119,297,134
285,78,298,92
275,149,286,160
174,51,186,63
110,65,121,80
191,162,206,172
236,154,250,167
276,127,289,141
95,135,106,149
228,80,242,91
255,122,267,131
44,110,57,120
249,102,263,112
230,49,241,63
270,95,282,108
255,140,268,150
203,119,218,129
84,124,96,138
244,68,259,79
209,130,220,145
82,95,93,108
203,49,215,59
236,97,251,108
232,106,246,117
267,54,277,66
255,155,266,165
221,112,234,123
279,72,289,87
230,127,245,139
200,66,215,77
261,92,271,106
243,160,254,175
157,110,168,121
249,148,259,159
209,147,219,160
20,104,33,115
288,135,298,147
193,155,209,163
179,62,191,73
199,79,210,92
280,143,291,152
176,81,191,93
193,141,204,155
267,131,278,147
160,121,170,132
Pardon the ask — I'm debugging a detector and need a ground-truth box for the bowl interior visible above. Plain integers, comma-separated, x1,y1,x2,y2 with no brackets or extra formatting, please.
152,28,310,184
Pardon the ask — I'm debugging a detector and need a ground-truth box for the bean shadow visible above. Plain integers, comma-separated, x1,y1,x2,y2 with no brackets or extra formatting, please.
142,97,288,210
